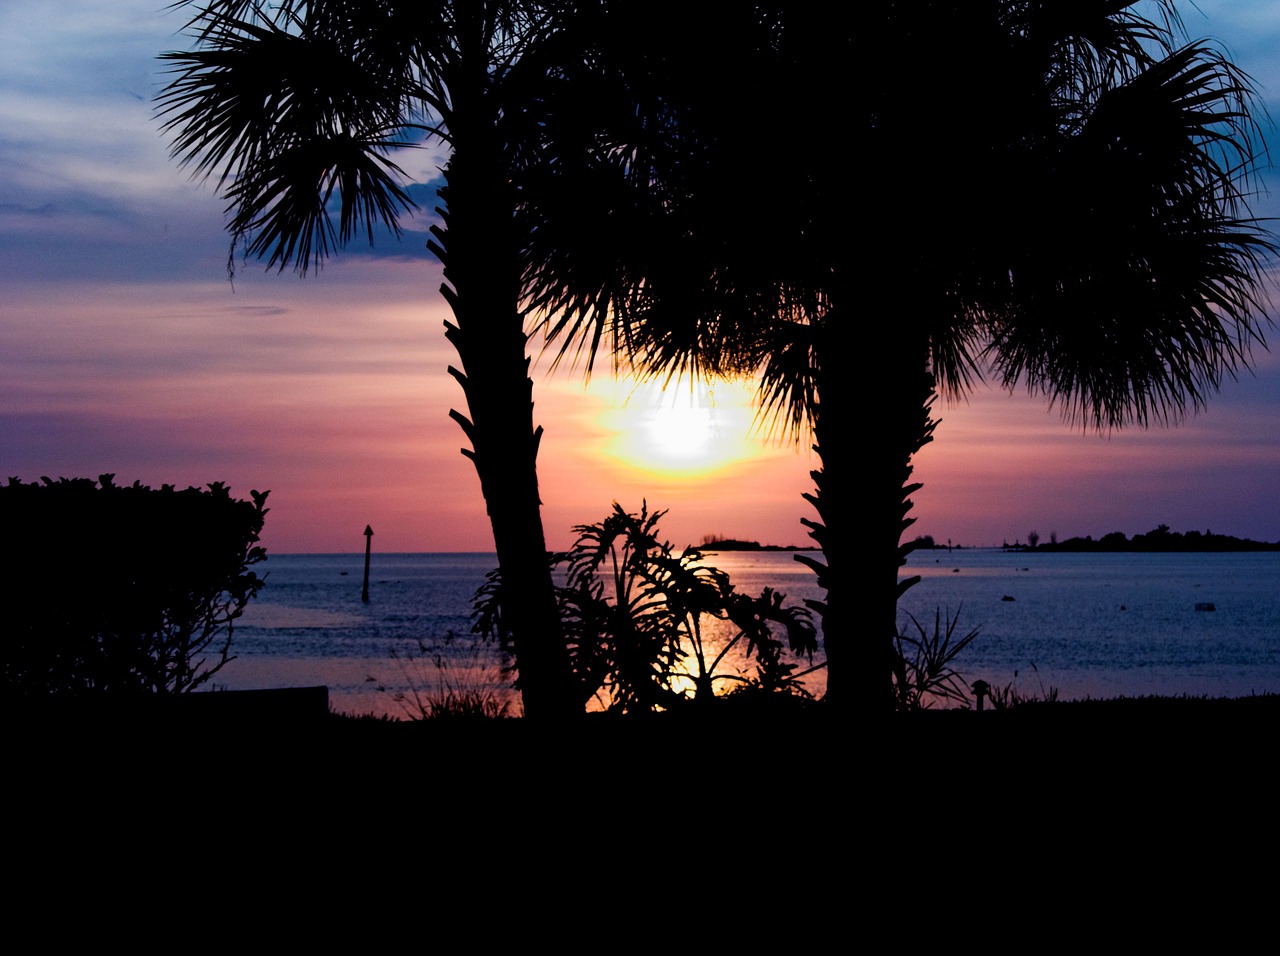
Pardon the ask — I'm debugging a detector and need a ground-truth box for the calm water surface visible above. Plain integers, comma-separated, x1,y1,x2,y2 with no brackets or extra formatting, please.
898,549,1280,702
221,549,1280,716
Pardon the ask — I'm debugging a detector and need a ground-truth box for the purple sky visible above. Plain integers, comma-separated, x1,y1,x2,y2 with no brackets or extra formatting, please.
2,1,1278,552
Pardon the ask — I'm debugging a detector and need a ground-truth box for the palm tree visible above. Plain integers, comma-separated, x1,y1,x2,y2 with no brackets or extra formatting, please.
529,1,1275,712
157,0,583,716
856,1,1272,711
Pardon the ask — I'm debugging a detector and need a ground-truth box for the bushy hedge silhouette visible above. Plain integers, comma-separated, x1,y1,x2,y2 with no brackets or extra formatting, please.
0,475,268,696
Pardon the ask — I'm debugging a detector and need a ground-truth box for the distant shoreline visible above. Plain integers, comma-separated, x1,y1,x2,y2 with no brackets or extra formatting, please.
699,534,1280,554
910,525,1280,553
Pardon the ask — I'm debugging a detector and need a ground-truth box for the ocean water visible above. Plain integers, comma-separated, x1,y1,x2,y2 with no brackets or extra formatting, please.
220,549,1280,716
898,549,1280,702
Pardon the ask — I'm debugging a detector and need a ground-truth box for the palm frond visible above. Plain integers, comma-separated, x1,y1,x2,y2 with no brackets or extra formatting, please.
989,30,1274,428
158,3,433,273
221,131,415,271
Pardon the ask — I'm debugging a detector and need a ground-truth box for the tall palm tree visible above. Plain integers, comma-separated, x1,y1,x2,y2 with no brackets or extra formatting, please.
529,1,1275,712
157,0,583,716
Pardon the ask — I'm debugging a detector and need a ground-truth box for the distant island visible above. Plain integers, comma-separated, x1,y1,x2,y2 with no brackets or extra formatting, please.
697,535,810,552
1006,524,1280,553
908,535,967,551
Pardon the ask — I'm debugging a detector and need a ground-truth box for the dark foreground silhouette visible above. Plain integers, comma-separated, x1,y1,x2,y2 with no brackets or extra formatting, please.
11,685,1276,882
14,685,1280,769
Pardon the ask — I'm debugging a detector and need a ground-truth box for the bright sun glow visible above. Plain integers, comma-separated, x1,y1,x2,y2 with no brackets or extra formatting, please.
591,376,761,477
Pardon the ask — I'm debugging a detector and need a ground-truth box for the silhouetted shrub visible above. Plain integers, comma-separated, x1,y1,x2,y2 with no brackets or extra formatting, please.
475,502,820,712
892,607,980,710
0,474,268,696
388,633,514,720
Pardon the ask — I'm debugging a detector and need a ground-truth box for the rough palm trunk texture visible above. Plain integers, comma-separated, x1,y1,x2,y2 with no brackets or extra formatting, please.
801,325,935,714
429,115,577,719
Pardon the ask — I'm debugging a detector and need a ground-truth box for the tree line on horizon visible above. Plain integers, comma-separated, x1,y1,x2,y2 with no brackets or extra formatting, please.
1017,525,1280,552
157,1,1274,718
913,527,1280,552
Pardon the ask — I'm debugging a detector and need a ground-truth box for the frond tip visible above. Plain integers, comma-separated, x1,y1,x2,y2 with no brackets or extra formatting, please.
156,4,420,274
222,132,415,273
986,25,1275,430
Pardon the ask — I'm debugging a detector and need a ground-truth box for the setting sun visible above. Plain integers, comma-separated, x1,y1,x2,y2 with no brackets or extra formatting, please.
591,376,761,477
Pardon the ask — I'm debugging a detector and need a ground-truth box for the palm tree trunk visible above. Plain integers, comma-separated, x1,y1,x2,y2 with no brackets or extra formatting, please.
802,325,936,714
428,120,578,719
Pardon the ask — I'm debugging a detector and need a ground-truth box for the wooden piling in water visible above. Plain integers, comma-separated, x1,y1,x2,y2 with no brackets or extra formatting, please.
362,524,373,603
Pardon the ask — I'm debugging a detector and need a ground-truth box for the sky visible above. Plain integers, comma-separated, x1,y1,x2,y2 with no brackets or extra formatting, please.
2,1,1279,554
